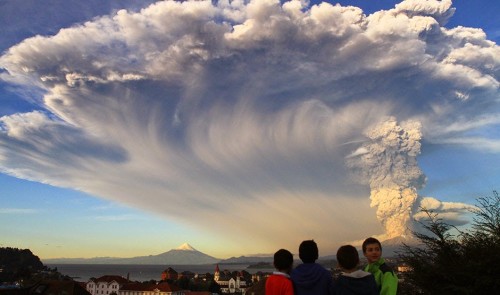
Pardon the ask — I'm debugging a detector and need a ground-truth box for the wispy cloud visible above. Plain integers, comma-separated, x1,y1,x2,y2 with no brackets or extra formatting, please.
0,208,38,214
0,0,498,251
433,115,500,135
431,136,500,153
92,214,142,222
90,202,127,211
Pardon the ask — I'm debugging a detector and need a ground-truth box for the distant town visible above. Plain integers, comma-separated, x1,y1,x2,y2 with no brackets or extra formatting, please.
82,256,409,295
0,246,411,295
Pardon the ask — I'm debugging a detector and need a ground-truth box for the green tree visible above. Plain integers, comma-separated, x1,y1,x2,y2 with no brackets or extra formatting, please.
208,280,222,294
398,191,500,295
176,276,191,290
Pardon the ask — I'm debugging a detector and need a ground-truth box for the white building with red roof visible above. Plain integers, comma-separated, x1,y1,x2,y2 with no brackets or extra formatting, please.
86,275,130,295
214,264,249,294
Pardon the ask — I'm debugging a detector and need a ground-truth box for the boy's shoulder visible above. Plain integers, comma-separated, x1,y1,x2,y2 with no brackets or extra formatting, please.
377,258,396,275
268,272,292,282
364,259,392,276
379,262,394,274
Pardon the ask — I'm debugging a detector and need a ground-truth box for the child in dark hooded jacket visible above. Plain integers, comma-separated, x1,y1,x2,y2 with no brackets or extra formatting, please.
290,240,334,295
334,245,377,295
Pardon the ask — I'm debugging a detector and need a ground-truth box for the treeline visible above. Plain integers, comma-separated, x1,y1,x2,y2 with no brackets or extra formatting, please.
0,247,44,283
398,191,500,295
0,247,67,284
163,276,222,293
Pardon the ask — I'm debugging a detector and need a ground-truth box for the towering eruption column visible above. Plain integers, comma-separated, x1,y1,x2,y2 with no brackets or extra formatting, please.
348,117,426,239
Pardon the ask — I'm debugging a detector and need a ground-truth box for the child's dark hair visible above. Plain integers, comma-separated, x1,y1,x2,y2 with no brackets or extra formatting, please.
362,237,382,253
336,245,359,270
298,240,319,263
273,249,294,271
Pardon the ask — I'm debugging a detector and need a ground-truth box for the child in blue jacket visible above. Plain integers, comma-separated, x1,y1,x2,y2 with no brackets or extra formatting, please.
334,245,377,295
291,240,334,295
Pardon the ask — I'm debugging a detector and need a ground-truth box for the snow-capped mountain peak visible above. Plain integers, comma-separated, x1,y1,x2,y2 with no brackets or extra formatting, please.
176,243,197,251
42,242,220,264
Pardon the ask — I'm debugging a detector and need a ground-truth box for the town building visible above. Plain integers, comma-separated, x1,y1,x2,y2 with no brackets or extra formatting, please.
161,267,179,281
214,265,250,294
118,282,182,295
178,271,195,280
86,275,130,295
250,272,267,284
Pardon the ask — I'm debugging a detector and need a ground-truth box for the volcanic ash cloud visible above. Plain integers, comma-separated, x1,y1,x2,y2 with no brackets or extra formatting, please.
0,0,498,250
347,118,426,239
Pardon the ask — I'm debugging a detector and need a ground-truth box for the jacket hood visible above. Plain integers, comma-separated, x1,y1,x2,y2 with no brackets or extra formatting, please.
291,263,329,289
342,270,372,279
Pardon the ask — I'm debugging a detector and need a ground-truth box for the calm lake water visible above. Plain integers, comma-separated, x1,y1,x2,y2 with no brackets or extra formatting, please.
48,264,272,282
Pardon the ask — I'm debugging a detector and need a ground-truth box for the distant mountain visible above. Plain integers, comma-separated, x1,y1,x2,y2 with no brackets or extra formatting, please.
43,243,220,265
219,255,273,264
219,253,342,265
380,235,417,257
215,236,412,266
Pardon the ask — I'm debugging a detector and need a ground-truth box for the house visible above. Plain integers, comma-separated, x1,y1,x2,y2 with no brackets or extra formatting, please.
118,282,182,295
246,271,270,295
250,272,268,284
161,267,179,281
214,265,250,294
178,271,195,280
86,275,130,295
245,278,266,295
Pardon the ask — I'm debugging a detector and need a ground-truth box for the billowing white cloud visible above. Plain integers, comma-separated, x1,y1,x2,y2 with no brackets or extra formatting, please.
414,196,475,226
0,0,498,252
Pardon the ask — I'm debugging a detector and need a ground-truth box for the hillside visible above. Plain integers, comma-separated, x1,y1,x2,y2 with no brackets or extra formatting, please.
0,247,44,282
42,243,220,265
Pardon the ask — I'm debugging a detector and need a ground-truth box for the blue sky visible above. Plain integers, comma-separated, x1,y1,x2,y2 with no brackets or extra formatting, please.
1,0,499,260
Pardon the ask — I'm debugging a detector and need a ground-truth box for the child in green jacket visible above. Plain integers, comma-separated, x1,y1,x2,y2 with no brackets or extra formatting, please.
362,237,398,295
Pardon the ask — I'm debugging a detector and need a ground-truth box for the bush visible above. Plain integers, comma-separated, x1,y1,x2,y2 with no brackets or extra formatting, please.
398,191,500,295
